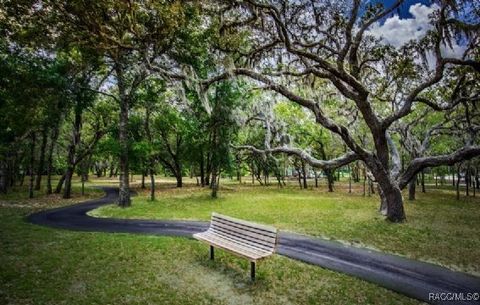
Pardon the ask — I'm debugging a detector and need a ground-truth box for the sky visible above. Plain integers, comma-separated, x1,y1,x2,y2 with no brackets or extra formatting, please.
370,0,432,19
365,0,466,59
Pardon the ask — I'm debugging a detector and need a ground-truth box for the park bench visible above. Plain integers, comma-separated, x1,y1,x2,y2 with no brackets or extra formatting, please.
193,212,278,280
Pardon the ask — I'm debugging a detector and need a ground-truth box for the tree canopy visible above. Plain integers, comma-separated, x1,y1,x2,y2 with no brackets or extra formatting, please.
0,0,479,222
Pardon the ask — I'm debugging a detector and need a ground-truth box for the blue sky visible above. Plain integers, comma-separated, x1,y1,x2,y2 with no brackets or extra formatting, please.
368,0,432,19
365,0,466,60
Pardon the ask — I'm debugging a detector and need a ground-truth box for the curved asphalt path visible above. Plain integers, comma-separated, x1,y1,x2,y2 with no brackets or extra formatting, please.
28,187,480,305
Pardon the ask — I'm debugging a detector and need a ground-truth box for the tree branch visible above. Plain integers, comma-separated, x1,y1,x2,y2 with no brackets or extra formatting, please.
398,146,480,189
234,145,359,170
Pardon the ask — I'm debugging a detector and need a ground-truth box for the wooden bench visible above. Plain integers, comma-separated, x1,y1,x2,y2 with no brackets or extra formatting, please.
193,212,278,280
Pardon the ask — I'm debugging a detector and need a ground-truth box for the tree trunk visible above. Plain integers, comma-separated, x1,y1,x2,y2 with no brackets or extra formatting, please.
116,62,131,207
63,166,74,199
314,170,318,188
251,161,255,184
408,175,416,201
421,170,425,193
456,165,461,200
9,152,18,188
141,172,146,189
369,132,406,221
55,173,66,194
28,132,36,199
474,165,480,190
0,159,7,194
211,170,218,198
383,184,405,222
34,129,48,190
301,160,307,189
20,169,25,186
176,174,183,188
46,124,60,195
326,169,334,192
175,161,182,188
367,178,371,196
363,175,366,196
205,153,211,186
348,165,352,193
84,157,91,182
149,168,155,201
473,167,476,197
63,107,82,199
109,163,115,178
465,166,470,196
81,172,85,196
236,155,242,183
200,152,205,187
452,166,455,186
297,167,302,189
378,186,388,216
373,170,405,222
475,166,479,190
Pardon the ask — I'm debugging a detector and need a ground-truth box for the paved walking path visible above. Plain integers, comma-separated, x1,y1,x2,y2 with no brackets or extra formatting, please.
28,187,480,305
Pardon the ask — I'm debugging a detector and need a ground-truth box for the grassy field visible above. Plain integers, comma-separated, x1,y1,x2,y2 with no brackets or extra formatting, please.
0,182,419,305
91,177,480,276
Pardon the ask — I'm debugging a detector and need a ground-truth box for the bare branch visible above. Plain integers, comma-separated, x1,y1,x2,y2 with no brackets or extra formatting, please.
398,146,480,189
81,87,119,103
235,145,359,170
443,58,480,73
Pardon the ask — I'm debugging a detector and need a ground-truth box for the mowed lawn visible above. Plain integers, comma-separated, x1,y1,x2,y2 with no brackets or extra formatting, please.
0,184,419,305
91,177,480,276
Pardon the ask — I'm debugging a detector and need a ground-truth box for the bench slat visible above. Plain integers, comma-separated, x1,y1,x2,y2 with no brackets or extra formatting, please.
211,220,276,247
210,229,275,252
212,213,277,235
210,226,274,252
194,231,272,260
211,217,277,239
196,231,271,257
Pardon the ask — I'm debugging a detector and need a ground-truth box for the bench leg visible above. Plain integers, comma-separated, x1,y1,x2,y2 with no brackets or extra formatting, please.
251,261,255,281
210,245,214,260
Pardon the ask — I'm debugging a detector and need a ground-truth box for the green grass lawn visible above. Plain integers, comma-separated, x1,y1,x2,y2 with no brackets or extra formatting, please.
0,183,419,305
91,177,480,276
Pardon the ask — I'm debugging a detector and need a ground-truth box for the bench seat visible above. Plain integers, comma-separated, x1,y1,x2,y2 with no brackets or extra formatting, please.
194,231,273,260
193,212,278,280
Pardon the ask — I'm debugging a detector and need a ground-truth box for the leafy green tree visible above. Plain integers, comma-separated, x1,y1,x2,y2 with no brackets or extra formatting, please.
40,0,201,206
207,0,480,222
0,42,70,195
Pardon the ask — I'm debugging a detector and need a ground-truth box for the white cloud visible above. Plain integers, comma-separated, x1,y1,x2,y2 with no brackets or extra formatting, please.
367,2,466,66
367,3,439,48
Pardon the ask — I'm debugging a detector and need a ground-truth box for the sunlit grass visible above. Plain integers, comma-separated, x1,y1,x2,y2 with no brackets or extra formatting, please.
0,177,103,209
91,176,480,275
0,183,419,305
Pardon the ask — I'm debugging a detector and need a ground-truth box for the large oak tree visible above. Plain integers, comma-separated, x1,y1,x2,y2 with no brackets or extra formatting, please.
205,0,480,221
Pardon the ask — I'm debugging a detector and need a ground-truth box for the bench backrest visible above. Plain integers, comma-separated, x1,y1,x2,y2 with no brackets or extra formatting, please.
210,212,278,253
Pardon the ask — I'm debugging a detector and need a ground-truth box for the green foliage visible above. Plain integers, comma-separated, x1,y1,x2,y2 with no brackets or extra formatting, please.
0,43,67,155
